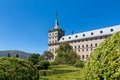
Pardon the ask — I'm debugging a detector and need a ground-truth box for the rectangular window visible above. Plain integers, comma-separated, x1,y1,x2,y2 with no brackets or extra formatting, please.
82,55,84,58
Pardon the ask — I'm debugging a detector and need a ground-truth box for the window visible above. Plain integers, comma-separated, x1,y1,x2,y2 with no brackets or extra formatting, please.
86,55,88,58
100,37,102,39
95,43,97,47
78,49,80,52
100,31,103,34
82,45,84,48
75,46,76,49
105,36,108,38
91,48,93,51
82,49,84,52
111,29,114,32
78,45,80,48
86,48,88,51
49,34,51,36
86,44,88,47
75,35,78,38
82,40,84,42
82,55,84,58
52,48,54,51
55,40,57,42
83,34,85,37
91,44,92,47
62,38,64,40
78,40,80,42
95,37,97,40
69,37,71,39
91,32,94,35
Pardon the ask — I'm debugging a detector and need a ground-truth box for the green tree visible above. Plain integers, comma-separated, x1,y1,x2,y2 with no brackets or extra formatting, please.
37,60,50,70
43,51,54,60
55,42,80,64
0,57,38,80
28,53,40,65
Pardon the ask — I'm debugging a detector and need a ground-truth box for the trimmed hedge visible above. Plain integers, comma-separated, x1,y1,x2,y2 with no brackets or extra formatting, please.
39,69,79,76
0,57,38,80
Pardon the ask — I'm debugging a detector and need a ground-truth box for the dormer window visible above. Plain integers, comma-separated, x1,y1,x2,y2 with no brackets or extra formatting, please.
83,34,85,37
69,37,71,39
110,29,114,32
100,31,103,34
75,35,78,38
91,32,93,35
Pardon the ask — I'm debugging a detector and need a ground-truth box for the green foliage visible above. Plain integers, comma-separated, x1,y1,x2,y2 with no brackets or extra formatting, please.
40,69,77,76
55,42,80,64
50,61,58,65
28,53,40,65
81,31,120,80
37,60,50,70
74,61,84,68
43,51,54,60
0,57,38,80
40,65,81,80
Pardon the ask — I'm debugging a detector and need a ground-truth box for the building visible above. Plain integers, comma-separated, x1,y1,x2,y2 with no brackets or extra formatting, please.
48,17,120,61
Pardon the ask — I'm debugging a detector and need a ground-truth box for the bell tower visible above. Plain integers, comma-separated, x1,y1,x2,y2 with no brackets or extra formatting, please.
48,13,65,54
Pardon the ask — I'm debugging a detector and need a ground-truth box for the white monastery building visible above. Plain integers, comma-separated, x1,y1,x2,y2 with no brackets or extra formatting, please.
48,16,120,61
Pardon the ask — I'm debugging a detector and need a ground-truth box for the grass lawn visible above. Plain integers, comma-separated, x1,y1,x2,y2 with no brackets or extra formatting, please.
40,65,82,80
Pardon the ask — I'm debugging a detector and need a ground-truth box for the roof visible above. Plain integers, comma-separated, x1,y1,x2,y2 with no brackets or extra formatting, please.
59,25,120,42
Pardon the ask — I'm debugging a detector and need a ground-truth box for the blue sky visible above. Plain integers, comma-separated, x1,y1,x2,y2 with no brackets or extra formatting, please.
0,0,120,54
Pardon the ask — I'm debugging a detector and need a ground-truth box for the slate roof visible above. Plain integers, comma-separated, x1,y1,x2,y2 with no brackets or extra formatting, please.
59,25,120,42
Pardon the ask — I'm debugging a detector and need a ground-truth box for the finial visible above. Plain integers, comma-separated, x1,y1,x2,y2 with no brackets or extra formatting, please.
54,11,60,29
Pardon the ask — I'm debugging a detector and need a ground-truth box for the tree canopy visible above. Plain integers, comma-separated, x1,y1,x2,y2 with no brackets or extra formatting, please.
43,51,54,60
55,42,80,64
28,53,40,65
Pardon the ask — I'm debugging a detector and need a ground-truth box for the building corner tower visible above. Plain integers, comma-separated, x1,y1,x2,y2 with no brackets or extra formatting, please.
48,13,65,58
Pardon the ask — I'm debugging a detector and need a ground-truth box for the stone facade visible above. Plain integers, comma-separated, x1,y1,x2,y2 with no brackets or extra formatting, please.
48,18,120,61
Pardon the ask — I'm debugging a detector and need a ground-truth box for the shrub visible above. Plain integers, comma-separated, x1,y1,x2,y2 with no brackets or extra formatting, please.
0,57,38,80
81,31,120,80
74,61,84,67
37,60,50,70
50,61,58,65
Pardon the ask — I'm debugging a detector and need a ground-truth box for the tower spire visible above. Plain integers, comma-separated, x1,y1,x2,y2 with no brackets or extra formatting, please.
54,11,60,29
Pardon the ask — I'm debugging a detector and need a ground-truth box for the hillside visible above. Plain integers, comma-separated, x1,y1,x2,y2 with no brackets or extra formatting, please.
0,50,31,59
